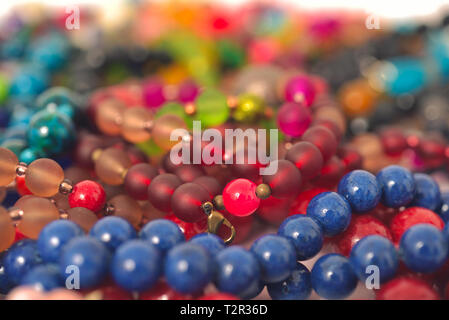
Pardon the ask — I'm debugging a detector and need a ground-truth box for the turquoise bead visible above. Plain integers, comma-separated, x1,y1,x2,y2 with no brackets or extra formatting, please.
384,58,427,95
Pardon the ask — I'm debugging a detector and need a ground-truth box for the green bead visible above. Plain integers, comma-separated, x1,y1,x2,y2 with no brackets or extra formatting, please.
0,73,9,104
233,94,264,122
136,139,163,157
156,102,192,128
217,40,246,69
194,88,229,127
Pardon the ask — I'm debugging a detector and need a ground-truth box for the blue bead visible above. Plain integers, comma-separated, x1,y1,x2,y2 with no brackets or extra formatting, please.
349,235,398,284
384,58,427,95
0,257,14,294
28,33,69,71
21,264,62,291
411,173,441,211
59,236,110,289
399,224,448,273
3,239,42,285
111,240,162,292
140,219,185,254
306,192,352,236
240,280,265,299
278,215,323,260
89,216,137,252
311,253,358,300
19,148,41,164
338,170,381,213
37,220,84,263
250,234,296,283
376,165,416,208
190,233,225,257
439,193,449,223
267,262,311,300
214,246,260,296
9,65,49,98
164,243,213,294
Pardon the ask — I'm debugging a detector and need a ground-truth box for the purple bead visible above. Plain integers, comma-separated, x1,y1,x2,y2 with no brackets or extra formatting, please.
143,80,165,109
277,102,312,137
284,76,316,107
178,81,199,103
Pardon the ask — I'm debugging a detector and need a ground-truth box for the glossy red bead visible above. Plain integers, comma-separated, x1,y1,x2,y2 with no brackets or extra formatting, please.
376,277,439,300
124,163,158,200
222,178,260,217
68,180,106,212
15,175,32,196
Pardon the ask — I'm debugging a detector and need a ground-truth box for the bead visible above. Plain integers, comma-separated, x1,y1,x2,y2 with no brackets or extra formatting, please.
164,243,213,294
0,147,18,186
289,187,327,215
95,148,132,186
233,93,264,122
21,264,62,291
439,192,449,223
337,170,381,213
199,293,239,300
106,195,143,229
194,89,229,127
139,280,194,300
214,247,261,297
250,234,296,283
121,107,153,143
143,80,165,108
0,206,15,252
16,196,60,239
240,280,265,299
349,235,398,284
95,99,125,135
152,114,188,150
59,236,110,289
67,207,98,232
380,128,407,156
3,239,41,284
285,141,323,180
277,102,312,137
90,216,137,252
262,160,302,199
83,283,133,300
37,220,83,263
223,178,260,217
148,174,182,212
302,126,337,162
306,192,352,237
140,219,185,253
178,81,199,103
68,180,106,213
399,224,448,273
25,158,64,197
124,163,158,200
174,165,205,183
278,215,323,260
193,176,221,199
111,240,162,292
267,262,311,300
312,156,345,188
255,183,271,200
376,165,416,208
284,76,316,107
171,183,210,223
390,207,444,244
311,253,358,300
410,173,441,211
257,196,291,224
339,78,377,117
190,233,225,257
376,277,439,300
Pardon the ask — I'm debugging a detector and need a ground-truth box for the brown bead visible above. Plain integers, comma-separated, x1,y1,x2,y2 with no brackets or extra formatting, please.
25,159,64,197
141,201,166,225
122,107,153,143
0,147,18,186
255,184,272,199
95,99,126,136
67,207,98,232
95,148,132,186
152,114,188,151
107,195,142,228
16,196,60,239
0,206,15,252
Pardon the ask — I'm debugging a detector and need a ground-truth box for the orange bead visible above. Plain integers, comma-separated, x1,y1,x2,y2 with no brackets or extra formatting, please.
339,78,378,117
107,195,142,228
95,148,132,186
95,99,126,136
152,114,188,150
0,206,15,252
25,159,64,197
0,147,18,186
67,207,98,232
121,107,153,143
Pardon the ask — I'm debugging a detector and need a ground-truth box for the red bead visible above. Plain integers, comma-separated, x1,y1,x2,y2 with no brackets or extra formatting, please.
199,293,240,300
338,147,362,173
222,178,260,217
174,165,205,183
165,213,207,240
311,156,344,189
389,207,444,244
289,187,328,215
376,277,439,300
14,228,27,243
15,175,32,196
147,174,182,212
171,183,210,222
262,160,302,199
124,163,158,200
335,215,392,256
68,180,106,213
380,128,407,156
193,176,221,199
257,196,292,224
285,142,323,181
140,280,195,300
302,126,337,162
313,119,342,141
418,135,446,169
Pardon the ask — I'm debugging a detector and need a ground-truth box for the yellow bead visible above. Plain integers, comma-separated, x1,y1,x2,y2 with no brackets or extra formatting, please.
233,94,265,122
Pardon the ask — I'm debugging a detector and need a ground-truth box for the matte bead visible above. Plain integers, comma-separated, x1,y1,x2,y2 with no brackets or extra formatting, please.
194,89,229,127
284,76,316,107
107,195,143,229
376,277,439,300
233,93,264,122
250,234,296,283
376,165,416,208
143,80,165,108
267,262,311,300
0,147,18,186
95,148,132,186
140,219,185,253
285,141,323,180
68,180,106,213
277,102,311,137
3,239,41,284
90,216,137,252
148,174,182,212
223,178,260,217
171,183,210,223
306,192,352,237
262,160,302,199
311,253,358,299
25,158,64,197
67,207,98,232
190,233,225,257
95,99,125,136
124,163,158,201
302,126,337,162
111,240,162,292
0,206,15,252
152,114,188,151
410,173,441,211
121,107,152,143
21,264,62,291
192,176,221,199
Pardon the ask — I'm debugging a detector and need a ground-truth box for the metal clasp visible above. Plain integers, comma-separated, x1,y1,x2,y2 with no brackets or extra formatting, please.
202,202,236,244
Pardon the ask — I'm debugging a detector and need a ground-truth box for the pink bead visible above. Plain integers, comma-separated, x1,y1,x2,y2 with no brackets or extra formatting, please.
277,102,312,137
143,80,166,109
178,81,199,103
284,76,316,107
222,178,260,217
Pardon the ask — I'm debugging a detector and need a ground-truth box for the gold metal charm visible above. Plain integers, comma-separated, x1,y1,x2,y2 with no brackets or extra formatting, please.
201,201,236,244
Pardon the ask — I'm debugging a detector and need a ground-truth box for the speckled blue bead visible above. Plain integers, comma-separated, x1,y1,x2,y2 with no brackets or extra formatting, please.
399,224,448,273
267,262,311,300
111,240,162,292
443,223,449,243
0,258,13,294
140,219,185,254
89,216,137,252
250,234,296,283
190,233,225,257
278,215,323,260
306,192,352,237
19,148,41,164
164,243,213,294
3,240,42,285
214,246,260,296
9,65,49,98
311,253,358,300
21,264,62,291
37,220,84,263
439,193,449,223
410,173,441,211
376,165,416,208
349,235,398,284
240,280,265,299
59,236,110,289
28,33,69,71
338,170,381,213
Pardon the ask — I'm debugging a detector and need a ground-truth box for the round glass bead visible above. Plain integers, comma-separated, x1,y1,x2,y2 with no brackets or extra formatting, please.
302,126,337,162
121,107,153,143
194,89,229,127
95,148,132,186
277,102,311,137
124,163,158,201
67,207,98,233
107,195,143,229
262,160,302,199
147,174,182,212
25,158,64,197
0,147,18,186
152,114,188,151
0,206,15,252
284,75,316,107
223,178,260,217
233,93,264,122
285,141,323,180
